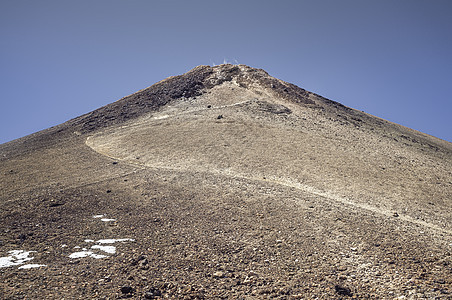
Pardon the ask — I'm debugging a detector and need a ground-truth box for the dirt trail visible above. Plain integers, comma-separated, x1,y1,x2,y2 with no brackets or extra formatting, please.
86,137,452,237
85,97,452,237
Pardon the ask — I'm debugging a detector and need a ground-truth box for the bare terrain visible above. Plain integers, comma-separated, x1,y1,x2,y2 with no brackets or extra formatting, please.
1,64,451,299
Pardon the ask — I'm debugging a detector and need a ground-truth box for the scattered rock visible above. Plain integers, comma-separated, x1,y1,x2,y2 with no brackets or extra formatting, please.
335,284,352,296
217,115,223,119
393,212,399,217
139,258,149,270
213,271,225,278
248,271,259,277
49,200,64,207
337,265,347,272
18,234,27,242
144,287,162,299
120,286,134,294
243,276,253,284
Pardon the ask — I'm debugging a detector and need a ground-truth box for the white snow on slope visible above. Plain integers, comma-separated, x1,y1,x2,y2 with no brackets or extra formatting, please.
68,238,134,259
18,264,47,269
96,238,135,244
101,218,116,222
91,245,116,254
0,250,40,269
69,251,107,259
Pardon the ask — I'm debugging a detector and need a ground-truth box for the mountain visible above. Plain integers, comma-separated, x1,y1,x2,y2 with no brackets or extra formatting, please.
1,64,451,298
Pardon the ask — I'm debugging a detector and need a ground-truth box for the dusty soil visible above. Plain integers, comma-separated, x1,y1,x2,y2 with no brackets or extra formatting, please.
1,64,451,299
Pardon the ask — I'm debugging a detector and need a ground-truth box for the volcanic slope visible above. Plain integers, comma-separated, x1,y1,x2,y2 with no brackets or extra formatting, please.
1,64,451,299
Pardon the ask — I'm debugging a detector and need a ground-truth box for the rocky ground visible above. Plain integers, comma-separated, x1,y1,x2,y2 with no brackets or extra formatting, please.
1,65,451,299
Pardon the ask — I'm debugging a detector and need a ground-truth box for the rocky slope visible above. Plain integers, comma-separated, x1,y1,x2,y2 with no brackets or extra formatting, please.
0,64,451,299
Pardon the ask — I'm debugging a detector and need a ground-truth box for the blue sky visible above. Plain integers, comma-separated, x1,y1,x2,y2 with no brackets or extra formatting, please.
1,0,451,144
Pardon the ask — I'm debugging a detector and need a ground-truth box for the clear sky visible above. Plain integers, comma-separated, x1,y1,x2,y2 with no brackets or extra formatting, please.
1,0,451,144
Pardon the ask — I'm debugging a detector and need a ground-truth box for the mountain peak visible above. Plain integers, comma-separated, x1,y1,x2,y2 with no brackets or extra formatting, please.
71,64,317,132
1,63,451,299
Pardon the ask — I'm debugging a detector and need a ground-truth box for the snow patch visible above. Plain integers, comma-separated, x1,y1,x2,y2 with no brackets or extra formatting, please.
18,264,47,269
0,250,39,269
68,238,134,259
69,251,107,259
100,218,116,222
67,215,134,260
96,238,135,244
93,215,116,222
91,245,116,254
